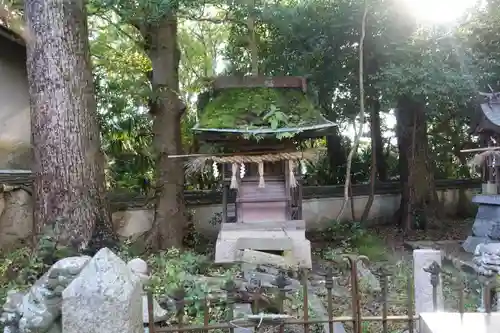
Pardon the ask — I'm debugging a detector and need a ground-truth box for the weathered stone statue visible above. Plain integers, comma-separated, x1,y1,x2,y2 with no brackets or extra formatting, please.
0,256,91,333
1,290,23,333
473,243,500,276
0,252,171,333
472,243,500,311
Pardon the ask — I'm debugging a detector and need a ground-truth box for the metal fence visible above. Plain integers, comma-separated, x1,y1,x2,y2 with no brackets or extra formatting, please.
145,255,419,333
144,255,500,333
426,260,497,314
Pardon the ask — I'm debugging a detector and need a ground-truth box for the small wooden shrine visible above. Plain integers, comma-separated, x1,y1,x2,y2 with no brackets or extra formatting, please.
190,75,335,267
463,91,500,253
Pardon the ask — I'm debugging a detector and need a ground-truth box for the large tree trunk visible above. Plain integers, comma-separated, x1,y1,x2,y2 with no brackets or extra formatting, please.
144,14,186,250
364,33,386,183
326,133,347,183
319,89,347,184
24,0,116,251
395,105,409,229
395,96,440,232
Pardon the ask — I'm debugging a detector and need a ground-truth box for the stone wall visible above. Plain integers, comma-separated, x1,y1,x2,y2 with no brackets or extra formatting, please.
115,187,479,241
0,185,479,249
0,34,31,169
0,189,33,246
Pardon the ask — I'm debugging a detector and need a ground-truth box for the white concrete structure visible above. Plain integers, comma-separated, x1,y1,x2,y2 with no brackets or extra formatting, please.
413,249,444,314
214,220,312,268
419,312,500,333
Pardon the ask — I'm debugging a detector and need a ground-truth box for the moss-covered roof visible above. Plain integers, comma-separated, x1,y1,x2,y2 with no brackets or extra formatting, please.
195,87,333,135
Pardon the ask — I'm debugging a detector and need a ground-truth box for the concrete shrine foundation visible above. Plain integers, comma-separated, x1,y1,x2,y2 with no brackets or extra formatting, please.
214,220,312,268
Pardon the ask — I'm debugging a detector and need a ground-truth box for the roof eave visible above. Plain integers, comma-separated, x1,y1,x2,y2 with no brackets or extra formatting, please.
0,25,24,47
192,121,336,142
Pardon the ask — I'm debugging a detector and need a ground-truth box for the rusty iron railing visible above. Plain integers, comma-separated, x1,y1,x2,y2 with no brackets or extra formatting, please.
425,259,497,314
145,257,500,333
146,255,423,333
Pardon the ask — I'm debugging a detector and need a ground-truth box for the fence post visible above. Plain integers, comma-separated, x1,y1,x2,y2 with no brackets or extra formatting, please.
223,279,238,333
273,270,291,333
413,249,443,314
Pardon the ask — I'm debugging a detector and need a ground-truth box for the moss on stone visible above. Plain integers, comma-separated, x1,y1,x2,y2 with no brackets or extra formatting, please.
198,87,325,130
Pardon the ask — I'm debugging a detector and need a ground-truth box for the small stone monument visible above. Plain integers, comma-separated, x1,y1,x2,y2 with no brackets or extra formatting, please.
126,258,170,323
413,249,443,313
62,248,143,333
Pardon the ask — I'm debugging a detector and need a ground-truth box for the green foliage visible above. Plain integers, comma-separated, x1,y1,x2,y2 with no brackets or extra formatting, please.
374,30,478,106
178,21,229,106
147,248,210,294
0,226,81,305
199,87,324,130
0,247,41,301
303,141,400,185
181,210,216,252
146,248,235,325
0,242,233,325
85,0,500,191
316,221,387,262
89,14,156,193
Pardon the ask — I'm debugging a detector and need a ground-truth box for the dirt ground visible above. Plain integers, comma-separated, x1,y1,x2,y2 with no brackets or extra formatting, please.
306,218,479,333
367,218,474,250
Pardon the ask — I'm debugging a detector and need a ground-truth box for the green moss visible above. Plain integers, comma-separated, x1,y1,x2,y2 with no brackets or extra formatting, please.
198,87,325,130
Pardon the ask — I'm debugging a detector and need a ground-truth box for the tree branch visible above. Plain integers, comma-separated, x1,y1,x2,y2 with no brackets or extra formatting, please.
336,1,368,221
93,12,141,46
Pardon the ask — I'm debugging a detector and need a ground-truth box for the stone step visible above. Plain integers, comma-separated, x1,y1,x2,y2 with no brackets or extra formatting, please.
235,237,294,251
221,220,305,231
236,249,297,269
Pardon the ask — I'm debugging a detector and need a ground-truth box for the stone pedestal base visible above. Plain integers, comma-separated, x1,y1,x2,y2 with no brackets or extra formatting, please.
214,220,312,268
462,195,500,253
463,236,492,253
483,183,498,195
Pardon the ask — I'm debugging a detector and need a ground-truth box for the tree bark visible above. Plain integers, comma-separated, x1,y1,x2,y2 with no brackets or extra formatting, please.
144,14,186,250
318,89,347,184
395,96,439,232
326,133,347,183
361,98,379,222
364,24,386,183
24,0,116,251
371,100,386,181
395,105,409,230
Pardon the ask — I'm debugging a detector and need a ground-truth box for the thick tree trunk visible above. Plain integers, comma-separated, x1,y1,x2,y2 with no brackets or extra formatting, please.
319,89,347,184
145,15,186,250
364,34,386,183
326,133,347,183
395,96,439,232
395,105,409,229
24,0,116,251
